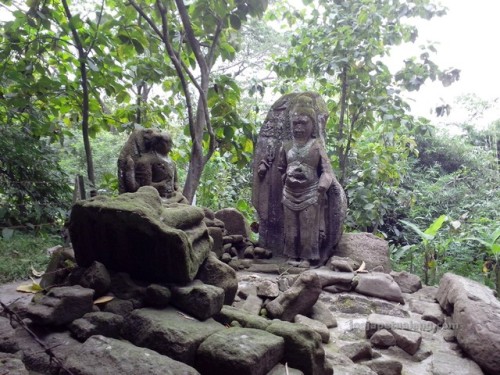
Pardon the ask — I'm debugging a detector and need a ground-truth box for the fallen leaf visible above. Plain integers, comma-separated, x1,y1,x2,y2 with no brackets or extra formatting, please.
31,265,45,277
355,261,366,272
93,295,114,305
16,280,43,294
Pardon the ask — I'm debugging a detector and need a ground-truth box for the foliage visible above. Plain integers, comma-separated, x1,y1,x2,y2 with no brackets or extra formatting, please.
0,231,61,283
0,125,72,229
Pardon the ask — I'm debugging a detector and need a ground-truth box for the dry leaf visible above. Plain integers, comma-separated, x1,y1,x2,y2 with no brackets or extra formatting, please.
31,265,45,277
16,280,43,294
93,295,114,305
355,261,366,272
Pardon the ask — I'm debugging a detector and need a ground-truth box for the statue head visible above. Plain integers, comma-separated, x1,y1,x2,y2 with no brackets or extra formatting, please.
144,130,173,156
289,95,318,140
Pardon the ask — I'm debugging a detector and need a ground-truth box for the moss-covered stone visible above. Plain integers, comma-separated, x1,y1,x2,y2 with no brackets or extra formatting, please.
69,186,211,283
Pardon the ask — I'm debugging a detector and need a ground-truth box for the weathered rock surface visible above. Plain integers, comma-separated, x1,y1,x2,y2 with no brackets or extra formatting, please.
354,273,404,304
339,341,373,362
69,186,212,283
320,293,409,318
294,314,330,343
310,300,338,328
391,328,422,355
77,261,111,298
196,252,238,305
266,320,333,375
25,285,94,326
370,329,396,349
214,305,271,330
195,327,284,375
123,307,225,365
0,352,28,375
266,271,322,321
366,313,437,338
171,282,225,321
431,348,485,375
436,272,500,374
390,271,422,293
335,233,392,273
362,358,403,375
62,335,200,375
145,284,171,308
69,312,124,342
215,208,251,237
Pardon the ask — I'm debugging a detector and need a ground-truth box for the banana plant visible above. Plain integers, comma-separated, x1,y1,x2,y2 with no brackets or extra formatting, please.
400,215,448,285
466,227,500,294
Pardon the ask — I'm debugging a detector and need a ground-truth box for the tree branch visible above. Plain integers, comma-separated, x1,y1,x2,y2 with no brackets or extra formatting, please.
128,0,165,42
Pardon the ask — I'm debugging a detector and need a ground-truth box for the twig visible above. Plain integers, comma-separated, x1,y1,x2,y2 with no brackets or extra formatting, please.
0,301,75,375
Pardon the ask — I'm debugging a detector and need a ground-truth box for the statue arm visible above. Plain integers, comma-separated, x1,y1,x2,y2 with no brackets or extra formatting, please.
317,144,334,193
277,146,288,184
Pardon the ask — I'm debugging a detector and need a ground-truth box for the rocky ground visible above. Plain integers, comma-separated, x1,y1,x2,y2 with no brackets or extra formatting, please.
1,255,497,375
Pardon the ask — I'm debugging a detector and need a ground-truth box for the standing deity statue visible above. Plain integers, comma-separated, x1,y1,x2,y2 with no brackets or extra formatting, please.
278,97,334,267
252,92,347,266
117,128,188,205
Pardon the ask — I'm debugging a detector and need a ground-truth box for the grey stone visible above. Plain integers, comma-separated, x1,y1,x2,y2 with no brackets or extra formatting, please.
431,349,484,375
78,261,111,298
312,268,355,287
435,272,500,374
323,284,353,293
310,300,337,328
25,285,94,326
266,271,322,322
102,298,134,316
69,312,124,342
214,305,271,331
363,358,403,375
195,327,284,375
355,273,404,304
196,252,238,305
370,329,396,349
329,256,355,272
109,272,146,301
390,271,422,293
339,341,373,362
240,294,264,316
171,282,225,321
0,352,28,375
215,208,251,237
266,320,333,375
145,284,171,308
267,363,304,375
366,314,437,338
335,233,391,273
39,247,75,289
69,187,212,283
320,293,409,318
421,303,445,326
61,335,200,375
391,329,422,355
256,279,280,298
123,307,225,365
294,314,330,343
207,227,224,258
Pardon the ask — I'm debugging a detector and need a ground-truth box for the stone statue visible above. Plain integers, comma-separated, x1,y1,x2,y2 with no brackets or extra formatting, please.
252,92,347,265
118,128,188,204
278,96,334,267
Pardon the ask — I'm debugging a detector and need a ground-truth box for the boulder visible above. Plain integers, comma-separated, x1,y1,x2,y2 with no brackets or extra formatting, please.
62,335,200,375
171,282,225,321
256,279,280,299
431,349,485,375
329,256,356,272
195,327,284,375
0,352,28,375
39,247,75,289
355,273,404,304
69,312,124,342
215,208,251,237
321,293,409,318
266,271,322,321
390,271,422,293
335,233,391,273
69,186,212,283
196,252,238,305
266,320,333,375
25,285,94,326
294,314,330,343
214,305,271,331
145,284,171,308
123,307,225,365
240,294,264,316
102,298,134,316
312,269,355,287
391,329,422,355
309,300,337,328
363,358,403,375
339,341,373,362
77,261,111,298
436,273,500,374
366,314,437,338
370,329,396,349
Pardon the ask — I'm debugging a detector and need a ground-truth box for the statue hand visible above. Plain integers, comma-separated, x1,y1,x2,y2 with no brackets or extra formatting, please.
258,163,268,177
126,156,135,170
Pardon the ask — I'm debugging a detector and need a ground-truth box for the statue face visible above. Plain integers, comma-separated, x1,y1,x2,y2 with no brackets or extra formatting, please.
154,134,172,155
291,115,314,141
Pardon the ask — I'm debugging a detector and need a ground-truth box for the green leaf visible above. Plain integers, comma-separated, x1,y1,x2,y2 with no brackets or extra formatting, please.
400,220,433,241
424,215,447,237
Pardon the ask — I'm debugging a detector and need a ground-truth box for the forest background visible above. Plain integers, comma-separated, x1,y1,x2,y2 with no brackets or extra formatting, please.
0,0,498,293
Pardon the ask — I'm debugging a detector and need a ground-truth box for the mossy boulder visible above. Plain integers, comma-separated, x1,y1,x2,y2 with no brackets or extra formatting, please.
69,186,212,283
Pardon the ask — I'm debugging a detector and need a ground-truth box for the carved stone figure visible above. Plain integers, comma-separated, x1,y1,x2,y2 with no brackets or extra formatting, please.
118,128,187,204
252,92,347,265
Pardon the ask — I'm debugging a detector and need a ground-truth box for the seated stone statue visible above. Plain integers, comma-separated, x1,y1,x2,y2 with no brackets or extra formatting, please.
118,128,188,205
278,96,334,268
